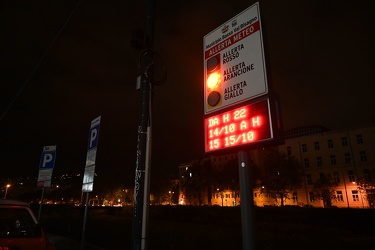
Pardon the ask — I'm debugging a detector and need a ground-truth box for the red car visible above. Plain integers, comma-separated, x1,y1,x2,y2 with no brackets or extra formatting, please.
0,199,55,250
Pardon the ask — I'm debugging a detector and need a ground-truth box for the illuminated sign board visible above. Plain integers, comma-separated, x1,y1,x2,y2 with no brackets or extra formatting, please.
203,2,268,114
204,99,274,152
82,116,101,193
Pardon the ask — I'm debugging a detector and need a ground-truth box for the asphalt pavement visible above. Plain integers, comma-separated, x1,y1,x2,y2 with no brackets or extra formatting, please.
47,234,107,250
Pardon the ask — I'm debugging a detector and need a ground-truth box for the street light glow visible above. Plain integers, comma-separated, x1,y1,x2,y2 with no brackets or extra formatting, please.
4,184,11,199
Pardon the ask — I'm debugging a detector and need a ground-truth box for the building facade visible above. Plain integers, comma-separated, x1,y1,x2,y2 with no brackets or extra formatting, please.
178,125,375,208
280,125,375,208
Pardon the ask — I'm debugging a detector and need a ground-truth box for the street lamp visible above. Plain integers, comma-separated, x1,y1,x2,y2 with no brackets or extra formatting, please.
55,185,59,204
217,188,224,206
169,191,174,205
4,184,10,199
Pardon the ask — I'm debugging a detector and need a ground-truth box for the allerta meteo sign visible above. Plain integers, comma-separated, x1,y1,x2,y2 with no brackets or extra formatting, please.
203,2,268,114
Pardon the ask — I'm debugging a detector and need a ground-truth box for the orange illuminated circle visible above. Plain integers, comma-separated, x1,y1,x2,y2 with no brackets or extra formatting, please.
207,72,220,90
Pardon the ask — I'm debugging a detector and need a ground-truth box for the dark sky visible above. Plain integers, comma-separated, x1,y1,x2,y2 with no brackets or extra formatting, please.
1,0,374,186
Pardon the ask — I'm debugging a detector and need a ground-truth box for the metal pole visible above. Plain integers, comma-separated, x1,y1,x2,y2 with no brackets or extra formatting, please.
238,150,255,250
132,0,154,249
141,127,151,250
132,76,150,250
81,192,90,250
38,187,45,220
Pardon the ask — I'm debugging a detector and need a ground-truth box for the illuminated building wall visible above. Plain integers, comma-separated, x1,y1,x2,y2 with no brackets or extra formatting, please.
179,125,375,208
280,125,375,208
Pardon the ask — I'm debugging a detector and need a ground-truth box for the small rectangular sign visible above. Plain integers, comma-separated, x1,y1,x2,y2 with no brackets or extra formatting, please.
37,169,53,187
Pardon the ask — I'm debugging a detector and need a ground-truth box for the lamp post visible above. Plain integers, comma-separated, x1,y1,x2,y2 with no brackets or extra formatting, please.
4,184,10,199
55,185,59,204
169,191,174,205
217,188,224,206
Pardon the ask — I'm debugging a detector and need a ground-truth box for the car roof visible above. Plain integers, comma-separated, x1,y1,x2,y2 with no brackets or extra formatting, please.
0,199,38,224
0,199,31,207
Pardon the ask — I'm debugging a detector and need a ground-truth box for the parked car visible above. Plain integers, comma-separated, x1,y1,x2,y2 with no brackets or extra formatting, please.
0,199,55,249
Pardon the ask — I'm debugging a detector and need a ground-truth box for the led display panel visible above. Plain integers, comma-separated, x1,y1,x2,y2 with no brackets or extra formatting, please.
204,98,273,152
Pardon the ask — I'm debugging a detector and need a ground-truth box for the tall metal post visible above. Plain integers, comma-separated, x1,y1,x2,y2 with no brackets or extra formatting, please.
132,76,151,250
238,150,255,250
131,0,154,249
81,192,90,250
38,187,45,220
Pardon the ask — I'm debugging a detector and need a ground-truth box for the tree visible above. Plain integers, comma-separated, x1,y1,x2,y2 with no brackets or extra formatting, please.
357,169,375,208
180,158,215,206
312,174,338,208
260,151,303,206
211,158,239,205
150,176,178,205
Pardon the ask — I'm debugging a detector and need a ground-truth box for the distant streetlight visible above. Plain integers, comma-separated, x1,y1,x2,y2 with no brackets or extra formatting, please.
169,191,174,205
55,185,59,204
4,184,11,199
217,188,224,206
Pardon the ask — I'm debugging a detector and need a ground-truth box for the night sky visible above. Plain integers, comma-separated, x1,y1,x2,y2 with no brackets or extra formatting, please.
1,0,374,186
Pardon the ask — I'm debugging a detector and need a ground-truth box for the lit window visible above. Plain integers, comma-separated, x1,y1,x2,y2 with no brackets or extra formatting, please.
333,172,340,183
330,155,336,165
348,170,355,182
314,142,320,150
304,158,310,168
309,192,315,202
287,146,292,155
306,174,312,185
316,156,323,167
360,151,367,162
293,192,298,203
344,153,351,164
363,169,370,181
356,134,363,144
341,137,348,146
336,191,344,202
352,190,359,201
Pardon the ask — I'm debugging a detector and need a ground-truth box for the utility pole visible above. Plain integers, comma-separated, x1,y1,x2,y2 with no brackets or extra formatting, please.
131,0,155,249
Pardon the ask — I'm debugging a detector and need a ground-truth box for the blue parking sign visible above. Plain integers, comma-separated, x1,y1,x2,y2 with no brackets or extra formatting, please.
88,124,100,150
87,116,101,150
39,146,56,169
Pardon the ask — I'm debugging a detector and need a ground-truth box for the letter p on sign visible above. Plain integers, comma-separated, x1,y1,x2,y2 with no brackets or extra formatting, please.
39,149,56,169
88,125,100,150
42,153,53,167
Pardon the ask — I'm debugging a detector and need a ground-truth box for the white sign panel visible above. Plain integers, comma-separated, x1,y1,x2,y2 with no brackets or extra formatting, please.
37,169,53,188
203,2,268,114
82,116,101,193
